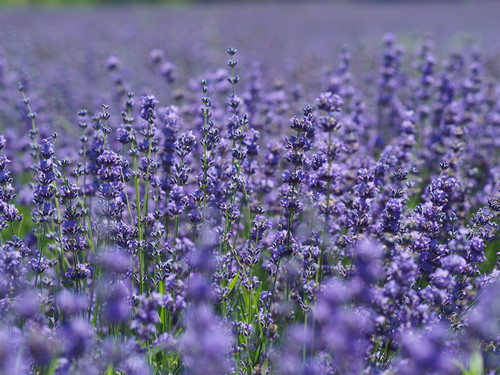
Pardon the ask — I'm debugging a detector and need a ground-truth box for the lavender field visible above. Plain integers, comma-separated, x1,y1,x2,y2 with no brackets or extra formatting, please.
1,1,500,374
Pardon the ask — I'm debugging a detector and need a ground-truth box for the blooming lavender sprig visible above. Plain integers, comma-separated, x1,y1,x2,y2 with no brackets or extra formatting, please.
0,136,22,233
377,34,404,148
315,92,343,282
31,134,63,288
281,106,314,251
59,161,89,285
132,94,160,295
192,79,220,235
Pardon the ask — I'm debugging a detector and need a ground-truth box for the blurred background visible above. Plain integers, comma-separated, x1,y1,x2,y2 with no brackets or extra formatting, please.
1,0,498,112
0,0,476,5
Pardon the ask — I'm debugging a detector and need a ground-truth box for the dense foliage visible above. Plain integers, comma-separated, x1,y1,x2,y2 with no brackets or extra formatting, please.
1,4,500,375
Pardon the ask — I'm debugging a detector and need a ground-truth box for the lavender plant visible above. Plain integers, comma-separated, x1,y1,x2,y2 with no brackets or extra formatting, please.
0,9,500,374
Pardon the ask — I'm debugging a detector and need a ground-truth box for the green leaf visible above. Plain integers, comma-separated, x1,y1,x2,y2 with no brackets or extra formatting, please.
469,351,484,375
226,270,240,296
454,351,485,375
46,357,59,375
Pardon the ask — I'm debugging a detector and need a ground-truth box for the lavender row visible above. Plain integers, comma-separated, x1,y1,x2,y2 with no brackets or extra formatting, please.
0,31,499,375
